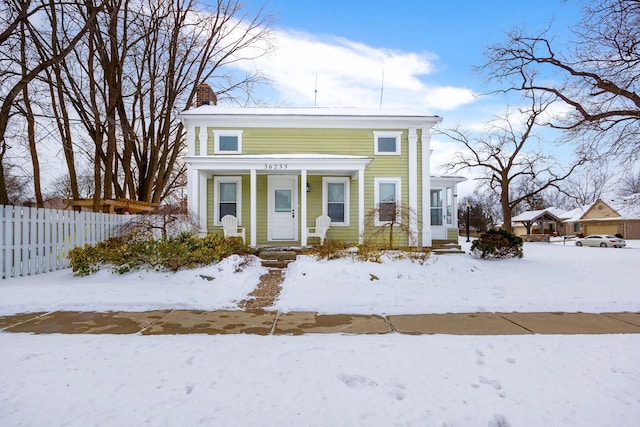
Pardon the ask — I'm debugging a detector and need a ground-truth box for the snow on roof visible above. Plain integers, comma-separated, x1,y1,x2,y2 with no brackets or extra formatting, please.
603,194,640,220
512,207,563,222
179,106,439,119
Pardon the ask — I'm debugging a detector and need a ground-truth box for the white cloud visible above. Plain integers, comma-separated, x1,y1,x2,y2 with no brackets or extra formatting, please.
232,29,476,111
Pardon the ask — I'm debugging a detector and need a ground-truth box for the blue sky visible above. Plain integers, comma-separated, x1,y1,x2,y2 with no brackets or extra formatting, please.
238,0,581,120
231,0,584,194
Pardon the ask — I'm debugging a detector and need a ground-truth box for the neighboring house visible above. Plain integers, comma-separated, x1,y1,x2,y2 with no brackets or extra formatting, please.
566,197,640,239
514,196,640,239
512,207,565,236
178,84,465,247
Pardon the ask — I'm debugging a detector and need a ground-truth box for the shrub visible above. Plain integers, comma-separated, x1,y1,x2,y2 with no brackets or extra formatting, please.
310,239,429,264
68,233,254,276
471,229,523,259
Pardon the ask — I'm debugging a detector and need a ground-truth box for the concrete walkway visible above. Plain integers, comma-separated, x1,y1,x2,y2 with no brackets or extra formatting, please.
1,310,639,336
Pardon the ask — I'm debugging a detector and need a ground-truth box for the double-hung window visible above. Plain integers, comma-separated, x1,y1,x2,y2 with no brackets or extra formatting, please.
374,178,401,225
322,177,350,226
214,176,242,225
214,130,243,154
373,131,402,155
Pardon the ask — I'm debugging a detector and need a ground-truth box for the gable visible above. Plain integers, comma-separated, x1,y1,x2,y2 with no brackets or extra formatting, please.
582,200,620,220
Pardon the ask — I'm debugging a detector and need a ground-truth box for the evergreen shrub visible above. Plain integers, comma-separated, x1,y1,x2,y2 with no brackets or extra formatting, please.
68,232,253,276
470,229,523,259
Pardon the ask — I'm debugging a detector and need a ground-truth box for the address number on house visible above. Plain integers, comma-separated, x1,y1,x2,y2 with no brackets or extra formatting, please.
264,163,288,170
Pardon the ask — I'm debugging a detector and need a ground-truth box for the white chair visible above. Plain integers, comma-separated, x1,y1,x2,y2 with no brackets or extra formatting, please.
307,215,331,245
221,215,246,243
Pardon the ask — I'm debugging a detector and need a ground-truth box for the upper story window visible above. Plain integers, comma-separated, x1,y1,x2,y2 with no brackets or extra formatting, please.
373,131,402,155
322,177,350,226
214,130,243,154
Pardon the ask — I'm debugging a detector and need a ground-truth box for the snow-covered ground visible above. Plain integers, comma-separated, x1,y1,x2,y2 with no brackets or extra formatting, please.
2,240,640,426
1,240,639,316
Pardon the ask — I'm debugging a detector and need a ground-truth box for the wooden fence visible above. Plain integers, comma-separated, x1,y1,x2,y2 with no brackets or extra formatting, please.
1,205,128,279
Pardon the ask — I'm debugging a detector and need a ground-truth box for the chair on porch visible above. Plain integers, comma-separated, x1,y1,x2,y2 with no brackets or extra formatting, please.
221,215,246,243
307,215,331,245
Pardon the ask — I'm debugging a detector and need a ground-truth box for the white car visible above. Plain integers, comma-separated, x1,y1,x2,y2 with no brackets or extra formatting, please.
575,234,626,248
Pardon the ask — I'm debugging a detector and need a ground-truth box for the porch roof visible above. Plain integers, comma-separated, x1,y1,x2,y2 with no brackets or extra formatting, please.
185,154,373,178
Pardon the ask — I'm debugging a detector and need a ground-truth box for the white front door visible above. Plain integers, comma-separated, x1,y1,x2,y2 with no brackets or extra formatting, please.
268,175,298,241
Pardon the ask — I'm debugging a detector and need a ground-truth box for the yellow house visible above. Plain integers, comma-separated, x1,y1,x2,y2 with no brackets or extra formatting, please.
178,89,465,247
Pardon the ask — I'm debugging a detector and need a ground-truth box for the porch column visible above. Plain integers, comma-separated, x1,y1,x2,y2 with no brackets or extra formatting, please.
421,129,432,247
250,169,257,247
198,173,208,235
301,169,308,246
358,168,365,244
187,166,198,218
408,128,418,246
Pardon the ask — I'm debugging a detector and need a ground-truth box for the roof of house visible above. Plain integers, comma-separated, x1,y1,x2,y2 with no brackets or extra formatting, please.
178,106,443,128
179,106,438,118
602,194,640,220
512,207,563,223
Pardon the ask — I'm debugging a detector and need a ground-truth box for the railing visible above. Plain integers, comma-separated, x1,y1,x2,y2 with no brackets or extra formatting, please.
1,205,128,279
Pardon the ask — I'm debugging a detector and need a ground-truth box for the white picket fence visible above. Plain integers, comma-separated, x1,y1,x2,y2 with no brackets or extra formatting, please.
1,205,128,279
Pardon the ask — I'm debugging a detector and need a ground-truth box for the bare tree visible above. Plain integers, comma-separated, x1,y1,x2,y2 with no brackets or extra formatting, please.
363,204,418,249
0,0,105,205
560,161,613,205
618,171,640,197
439,95,585,232
47,0,274,210
481,0,640,162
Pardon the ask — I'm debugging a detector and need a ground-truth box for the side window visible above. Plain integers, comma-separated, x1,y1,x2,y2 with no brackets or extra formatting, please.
214,130,243,154
374,178,401,225
322,177,350,226
214,176,242,225
374,131,402,155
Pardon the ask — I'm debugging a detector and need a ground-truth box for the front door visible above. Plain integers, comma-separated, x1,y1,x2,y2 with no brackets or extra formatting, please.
268,176,298,241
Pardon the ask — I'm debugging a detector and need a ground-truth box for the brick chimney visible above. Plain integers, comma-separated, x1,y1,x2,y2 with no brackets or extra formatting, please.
195,83,217,107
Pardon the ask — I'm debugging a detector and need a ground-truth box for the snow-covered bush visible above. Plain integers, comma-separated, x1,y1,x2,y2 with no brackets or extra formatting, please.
68,233,254,276
470,229,523,259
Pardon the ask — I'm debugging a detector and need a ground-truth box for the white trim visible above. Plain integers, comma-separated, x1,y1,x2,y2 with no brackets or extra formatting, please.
301,170,308,245
179,107,443,130
250,169,257,247
374,177,401,226
358,169,365,244
198,174,208,233
198,126,208,156
213,176,242,226
408,128,418,245
214,130,243,154
373,131,402,155
322,177,350,226
421,130,432,247
185,155,371,175
186,124,196,156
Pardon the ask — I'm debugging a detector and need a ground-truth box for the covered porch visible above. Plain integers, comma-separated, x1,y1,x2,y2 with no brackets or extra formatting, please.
186,154,372,247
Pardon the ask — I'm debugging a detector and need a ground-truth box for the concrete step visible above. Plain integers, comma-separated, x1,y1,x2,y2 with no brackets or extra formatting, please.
258,250,298,261
260,259,292,269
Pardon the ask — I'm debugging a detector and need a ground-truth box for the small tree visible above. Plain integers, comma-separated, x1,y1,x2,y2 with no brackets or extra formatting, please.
115,204,200,240
363,204,418,249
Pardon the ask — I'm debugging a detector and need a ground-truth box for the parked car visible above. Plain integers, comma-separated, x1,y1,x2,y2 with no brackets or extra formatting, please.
575,234,626,248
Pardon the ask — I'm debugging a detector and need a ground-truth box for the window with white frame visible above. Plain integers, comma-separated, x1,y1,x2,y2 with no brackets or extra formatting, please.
214,130,243,154
373,131,402,155
322,177,350,226
214,176,242,225
374,177,401,225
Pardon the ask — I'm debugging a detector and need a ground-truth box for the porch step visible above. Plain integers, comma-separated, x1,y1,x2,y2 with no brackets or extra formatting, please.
257,248,303,269
431,240,465,255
